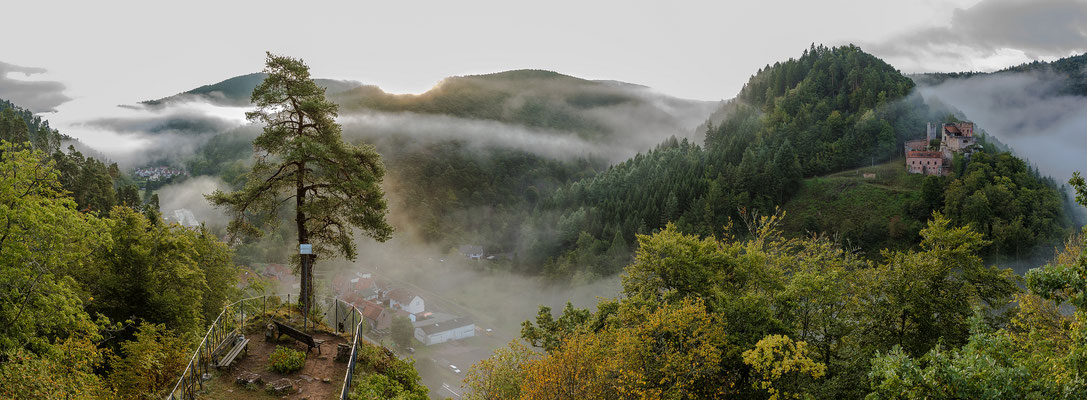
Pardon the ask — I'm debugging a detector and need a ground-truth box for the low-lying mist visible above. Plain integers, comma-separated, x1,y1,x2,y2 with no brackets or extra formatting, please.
155,176,230,228
53,99,250,168
917,71,1087,182
324,236,623,340
339,111,615,162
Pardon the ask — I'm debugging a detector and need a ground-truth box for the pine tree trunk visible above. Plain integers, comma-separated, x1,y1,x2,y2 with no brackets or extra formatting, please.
296,161,310,330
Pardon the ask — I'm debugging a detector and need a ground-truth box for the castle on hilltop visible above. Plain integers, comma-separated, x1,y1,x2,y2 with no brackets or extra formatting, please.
904,121,977,176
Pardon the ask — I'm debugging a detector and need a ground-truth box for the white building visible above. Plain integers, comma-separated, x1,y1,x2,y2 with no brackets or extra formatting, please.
388,288,425,315
413,317,475,346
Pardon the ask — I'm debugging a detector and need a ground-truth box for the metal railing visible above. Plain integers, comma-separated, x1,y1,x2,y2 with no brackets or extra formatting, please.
164,293,368,400
339,300,366,399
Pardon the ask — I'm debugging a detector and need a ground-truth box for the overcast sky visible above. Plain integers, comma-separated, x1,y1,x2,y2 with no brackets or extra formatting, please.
2,0,1086,151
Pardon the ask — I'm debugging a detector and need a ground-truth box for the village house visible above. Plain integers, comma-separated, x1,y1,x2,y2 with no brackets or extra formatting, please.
413,316,475,346
387,288,425,315
351,277,380,301
360,300,392,332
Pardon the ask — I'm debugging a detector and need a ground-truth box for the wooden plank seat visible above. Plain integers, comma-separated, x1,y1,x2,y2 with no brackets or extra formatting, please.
209,330,239,359
272,319,325,354
216,335,249,369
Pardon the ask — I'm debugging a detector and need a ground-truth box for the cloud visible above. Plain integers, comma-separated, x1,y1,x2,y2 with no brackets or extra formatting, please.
339,111,622,162
337,90,716,164
84,111,237,135
67,101,250,168
868,0,1087,72
155,176,231,228
0,61,72,112
917,70,1087,182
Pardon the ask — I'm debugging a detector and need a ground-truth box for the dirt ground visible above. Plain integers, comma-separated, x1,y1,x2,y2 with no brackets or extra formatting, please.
200,327,350,400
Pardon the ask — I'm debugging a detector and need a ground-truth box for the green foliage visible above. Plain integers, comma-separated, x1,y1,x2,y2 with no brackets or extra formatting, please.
0,333,114,399
268,345,306,373
942,151,1069,257
185,126,259,187
517,298,733,399
1026,172,1087,309
518,212,1030,399
350,341,428,400
520,302,592,353
391,315,414,349
0,141,106,353
0,138,241,398
0,99,66,153
83,206,237,336
854,215,1018,358
525,137,705,276
723,44,915,176
524,45,961,278
107,322,190,399
780,161,926,255
918,52,1087,96
334,69,638,137
385,138,598,252
209,52,393,255
867,310,1087,400
743,335,827,400
463,340,536,400
51,146,119,214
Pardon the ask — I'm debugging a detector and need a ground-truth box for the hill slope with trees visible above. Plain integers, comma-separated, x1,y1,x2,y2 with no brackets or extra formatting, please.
518,45,1071,277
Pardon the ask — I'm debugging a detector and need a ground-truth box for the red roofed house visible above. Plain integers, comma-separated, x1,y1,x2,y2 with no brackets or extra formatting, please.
388,288,425,315
360,300,392,332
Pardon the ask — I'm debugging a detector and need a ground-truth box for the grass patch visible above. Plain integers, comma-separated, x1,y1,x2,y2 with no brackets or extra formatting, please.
781,159,927,256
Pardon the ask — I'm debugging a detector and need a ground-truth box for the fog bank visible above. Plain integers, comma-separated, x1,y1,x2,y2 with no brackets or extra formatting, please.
918,71,1087,182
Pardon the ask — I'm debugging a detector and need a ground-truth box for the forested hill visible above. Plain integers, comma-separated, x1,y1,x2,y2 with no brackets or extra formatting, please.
330,69,715,139
180,69,716,263
0,99,70,149
141,72,364,107
912,51,1087,96
716,44,915,177
521,45,1070,277
0,98,155,217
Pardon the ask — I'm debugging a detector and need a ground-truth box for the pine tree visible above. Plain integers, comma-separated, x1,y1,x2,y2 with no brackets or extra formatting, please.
208,53,393,325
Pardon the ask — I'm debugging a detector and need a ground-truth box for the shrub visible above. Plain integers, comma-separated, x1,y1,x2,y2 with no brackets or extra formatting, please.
268,346,306,373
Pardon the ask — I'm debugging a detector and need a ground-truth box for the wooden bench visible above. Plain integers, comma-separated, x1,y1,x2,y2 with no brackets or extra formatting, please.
209,330,239,360
272,319,325,355
216,335,249,369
